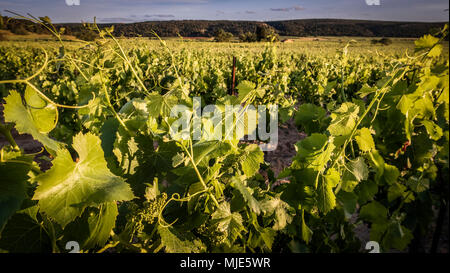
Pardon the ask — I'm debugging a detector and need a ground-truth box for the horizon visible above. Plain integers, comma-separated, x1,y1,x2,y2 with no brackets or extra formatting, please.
55,17,450,25
0,0,449,24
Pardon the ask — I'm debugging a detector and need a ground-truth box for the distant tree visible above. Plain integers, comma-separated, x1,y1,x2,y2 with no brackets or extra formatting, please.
11,25,28,35
0,15,6,40
371,38,393,45
75,30,98,41
379,38,392,45
0,15,446,39
239,32,257,42
256,24,279,42
214,28,233,42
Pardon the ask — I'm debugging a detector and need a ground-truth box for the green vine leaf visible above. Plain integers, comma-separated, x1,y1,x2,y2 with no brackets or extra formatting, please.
355,128,375,152
211,202,246,246
0,205,52,253
341,157,369,192
239,144,264,178
4,90,60,152
294,103,330,135
301,210,313,244
328,102,360,139
63,202,119,249
158,225,206,253
316,168,339,214
231,178,261,215
359,201,388,224
293,133,334,171
260,194,295,230
32,133,135,228
0,156,32,231
237,80,256,103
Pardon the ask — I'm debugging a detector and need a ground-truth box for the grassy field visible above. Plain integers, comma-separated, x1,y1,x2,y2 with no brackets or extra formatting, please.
2,31,445,56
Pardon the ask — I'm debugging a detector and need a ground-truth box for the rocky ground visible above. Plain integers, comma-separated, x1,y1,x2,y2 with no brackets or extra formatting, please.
264,119,307,177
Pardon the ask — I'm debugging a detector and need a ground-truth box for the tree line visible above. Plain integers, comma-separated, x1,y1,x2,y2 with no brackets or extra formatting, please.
0,15,447,41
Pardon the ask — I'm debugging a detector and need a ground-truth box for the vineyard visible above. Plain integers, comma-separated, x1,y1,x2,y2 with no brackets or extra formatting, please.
0,16,448,254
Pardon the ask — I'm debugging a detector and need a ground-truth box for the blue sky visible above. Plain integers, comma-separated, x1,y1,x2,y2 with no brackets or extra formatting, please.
0,0,448,23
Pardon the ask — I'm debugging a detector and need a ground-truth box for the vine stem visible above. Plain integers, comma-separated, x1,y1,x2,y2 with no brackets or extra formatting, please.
152,31,186,94
179,140,220,208
26,81,92,109
0,49,92,109
97,241,120,253
332,38,439,195
109,231,145,252
333,66,408,194
98,68,132,135
0,123,19,149
0,159,42,174
157,189,209,228
102,27,148,93
3,12,92,91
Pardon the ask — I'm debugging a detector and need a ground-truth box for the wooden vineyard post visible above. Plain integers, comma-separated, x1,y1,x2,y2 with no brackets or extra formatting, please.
231,56,237,96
